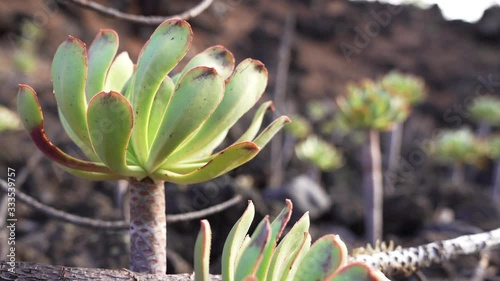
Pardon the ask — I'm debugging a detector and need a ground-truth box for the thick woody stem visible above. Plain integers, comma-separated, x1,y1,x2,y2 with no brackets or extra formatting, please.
129,178,167,274
362,129,383,244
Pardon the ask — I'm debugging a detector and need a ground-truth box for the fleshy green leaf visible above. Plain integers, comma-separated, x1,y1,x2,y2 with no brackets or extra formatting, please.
329,263,385,281
176,45,235,81
266,212,310,281
235,101,274,143
104,51,134,93
146,67,224,172
283,232,311,281
235,235,251,265
253,116,291,148
56,164,123,181
222,201,255,281
87,91,134,173
235,217,271,281
255,199,293,281
195,220,212,281
129,19,192,165
153,142,259,184
59,111,100,162
85,29,118,101
17,85,112,174
147,76,175,147
17,84,42,131
293,235,348,281
51,36,91,150
164,59,268,163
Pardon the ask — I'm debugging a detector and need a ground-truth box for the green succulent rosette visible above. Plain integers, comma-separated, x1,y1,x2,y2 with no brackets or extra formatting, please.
468,96,500,125
295,135,343,171
336,80,409,131
17,19,289,184
432,128,485,165
285,114,312,140
379,71,426,105
194,200,389,281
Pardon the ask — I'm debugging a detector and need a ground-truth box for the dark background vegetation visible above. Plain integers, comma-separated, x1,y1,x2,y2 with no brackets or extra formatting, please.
0,0,499,280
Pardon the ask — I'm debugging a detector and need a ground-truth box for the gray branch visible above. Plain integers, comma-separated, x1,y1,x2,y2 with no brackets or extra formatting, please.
55,0,214,25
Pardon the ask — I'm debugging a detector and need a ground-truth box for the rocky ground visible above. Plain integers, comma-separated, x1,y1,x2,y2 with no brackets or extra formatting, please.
0,0,499,280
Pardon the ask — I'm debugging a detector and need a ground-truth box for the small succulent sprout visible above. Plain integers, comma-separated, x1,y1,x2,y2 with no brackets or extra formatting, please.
336,80,409,131
285,114,312,139
468,95,500,125
17,19,289,184
295,135,343,171
0,105,22,132
431,128,485,166
194,200,388,281
379,71,426,105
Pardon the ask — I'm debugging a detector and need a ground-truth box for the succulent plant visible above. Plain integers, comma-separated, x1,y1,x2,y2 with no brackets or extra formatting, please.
431,128,485,166
336,80,408,244
295,135,343,171
285,114,312,140
379,71,426,105
336,80,408,131
194,200,389,281
468,96,500,125
17,19,288,274
17,19,289,184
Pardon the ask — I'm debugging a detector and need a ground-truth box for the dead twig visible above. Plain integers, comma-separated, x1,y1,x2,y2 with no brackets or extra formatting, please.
0,178,242,230
55,0,214,25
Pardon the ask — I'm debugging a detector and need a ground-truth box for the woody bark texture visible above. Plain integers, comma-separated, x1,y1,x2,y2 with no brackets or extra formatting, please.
130,178,167,274
362,129,383,244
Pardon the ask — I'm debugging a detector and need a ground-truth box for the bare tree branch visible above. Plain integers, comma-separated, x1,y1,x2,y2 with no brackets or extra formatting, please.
353,227,500,276
55,0,214,25
0,179,242,230
0,261,221,280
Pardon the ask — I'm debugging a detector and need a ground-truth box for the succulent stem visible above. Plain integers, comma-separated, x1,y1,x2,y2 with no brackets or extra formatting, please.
362,129,383,244
451,162,465,185
129,178,167,274
387,122,403,185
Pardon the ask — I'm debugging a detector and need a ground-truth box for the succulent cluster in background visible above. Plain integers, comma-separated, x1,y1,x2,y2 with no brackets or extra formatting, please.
468,96,500,126
295,135,343,172
430,128,486,166
336,80,408,131
0,105,21,133
379,71,426,105
194,200,389,281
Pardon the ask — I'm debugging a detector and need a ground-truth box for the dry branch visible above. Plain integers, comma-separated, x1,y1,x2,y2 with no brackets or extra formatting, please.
0,179,242,230
55,0,214,24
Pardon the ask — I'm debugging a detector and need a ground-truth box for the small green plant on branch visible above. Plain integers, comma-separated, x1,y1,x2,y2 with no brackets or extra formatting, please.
430,128,486,185
336,80,408,244
468,95,500,138
194,200,389,281
16,19,289,274
378,71,426,176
